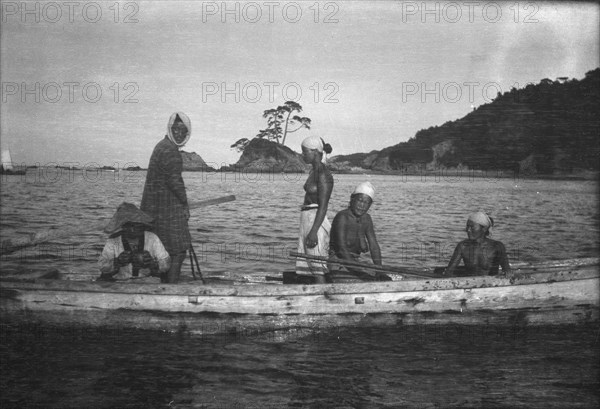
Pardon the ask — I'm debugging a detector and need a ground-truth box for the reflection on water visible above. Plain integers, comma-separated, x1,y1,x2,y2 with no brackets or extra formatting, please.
1,323,598,408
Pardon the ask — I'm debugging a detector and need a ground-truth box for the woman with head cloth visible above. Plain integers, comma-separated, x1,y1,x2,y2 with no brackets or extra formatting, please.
328,182,389,282
444,211,511,277
141,112,193,283
296,135,334,283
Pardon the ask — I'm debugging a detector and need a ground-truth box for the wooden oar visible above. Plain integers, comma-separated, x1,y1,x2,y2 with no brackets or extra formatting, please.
188,195,235,209
1,195,236,254
289,251,436,279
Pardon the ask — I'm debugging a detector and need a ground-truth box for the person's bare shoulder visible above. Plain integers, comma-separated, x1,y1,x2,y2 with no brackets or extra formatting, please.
332,208,352,225
316,162,334,182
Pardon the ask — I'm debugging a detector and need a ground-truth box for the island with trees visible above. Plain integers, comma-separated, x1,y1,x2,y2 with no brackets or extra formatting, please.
228,68,599,179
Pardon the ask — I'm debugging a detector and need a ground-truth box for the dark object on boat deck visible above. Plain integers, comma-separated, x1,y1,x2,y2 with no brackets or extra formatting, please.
328,271,392,283
432,266,501,277
434,267,448,276
283,271,316,284
280,271,391,284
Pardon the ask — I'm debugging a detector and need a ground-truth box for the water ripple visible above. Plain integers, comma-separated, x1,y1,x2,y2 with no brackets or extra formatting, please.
1,173,598,276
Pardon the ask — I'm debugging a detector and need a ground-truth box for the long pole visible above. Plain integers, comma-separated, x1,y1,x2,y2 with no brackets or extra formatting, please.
289,251,436,278
188,247,198,280
189,245,206,284
1,195,236,254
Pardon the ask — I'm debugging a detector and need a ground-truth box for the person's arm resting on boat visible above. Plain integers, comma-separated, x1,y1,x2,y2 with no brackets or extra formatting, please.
496,241,512,278
444,242,465,276
365,214,382,266
364,214,389,280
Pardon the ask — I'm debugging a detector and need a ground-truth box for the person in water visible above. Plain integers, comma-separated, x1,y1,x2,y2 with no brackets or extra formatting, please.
141,112,192,283
296,135,334,284
328,182,390,282
443,211,511,277
98,203,170,281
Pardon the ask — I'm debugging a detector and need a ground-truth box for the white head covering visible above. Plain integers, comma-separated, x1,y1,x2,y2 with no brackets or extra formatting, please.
167,112,192,147
352,181,375,201
468,211,493,229
301,135,323,152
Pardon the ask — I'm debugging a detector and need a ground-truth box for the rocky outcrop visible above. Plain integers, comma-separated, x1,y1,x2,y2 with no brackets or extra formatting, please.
181,151,212,171
362,153,379,169
370,155,391,172
226,138,308,173
327,152,373,172
428,140,457,170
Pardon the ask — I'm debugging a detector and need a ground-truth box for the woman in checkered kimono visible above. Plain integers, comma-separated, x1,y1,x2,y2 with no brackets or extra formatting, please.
141,112,192,283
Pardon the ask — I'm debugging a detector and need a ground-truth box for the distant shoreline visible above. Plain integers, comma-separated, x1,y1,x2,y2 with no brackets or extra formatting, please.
327,168,599,181
5,166,597,182
206,167,599,181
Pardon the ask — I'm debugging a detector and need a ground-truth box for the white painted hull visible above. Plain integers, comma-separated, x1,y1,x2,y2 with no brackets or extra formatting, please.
1,262,598,335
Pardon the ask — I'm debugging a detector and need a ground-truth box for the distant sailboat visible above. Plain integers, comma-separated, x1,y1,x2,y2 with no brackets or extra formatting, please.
1,150,26,175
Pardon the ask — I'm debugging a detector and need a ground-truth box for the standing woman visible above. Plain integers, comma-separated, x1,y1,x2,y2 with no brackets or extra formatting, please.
141,112,192,283
297,135,334,284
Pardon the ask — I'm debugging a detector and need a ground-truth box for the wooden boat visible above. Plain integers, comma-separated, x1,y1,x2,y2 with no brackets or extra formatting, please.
1,258,598,335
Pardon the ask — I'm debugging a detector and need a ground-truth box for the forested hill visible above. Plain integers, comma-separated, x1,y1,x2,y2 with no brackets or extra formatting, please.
332,68,600,175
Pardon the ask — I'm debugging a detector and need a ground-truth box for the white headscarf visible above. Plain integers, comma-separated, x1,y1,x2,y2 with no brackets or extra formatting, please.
167,112,191,147
352,182,375,201
301,135,323,152
468,211,493,230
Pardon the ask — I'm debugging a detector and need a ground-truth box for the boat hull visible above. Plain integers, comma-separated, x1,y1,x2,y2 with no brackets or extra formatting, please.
1,264,598,335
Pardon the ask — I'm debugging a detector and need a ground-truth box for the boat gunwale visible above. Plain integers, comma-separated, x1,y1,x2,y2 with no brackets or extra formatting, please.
1,265,598,298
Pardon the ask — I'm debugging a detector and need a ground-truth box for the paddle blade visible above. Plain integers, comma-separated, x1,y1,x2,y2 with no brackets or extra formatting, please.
189,195,236,209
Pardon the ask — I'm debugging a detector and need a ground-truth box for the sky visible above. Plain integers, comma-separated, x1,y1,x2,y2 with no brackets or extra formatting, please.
1,1,599,168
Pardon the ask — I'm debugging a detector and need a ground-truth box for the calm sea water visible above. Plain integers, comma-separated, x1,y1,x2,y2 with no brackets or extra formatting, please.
1,169,598,275
1,169,599,408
